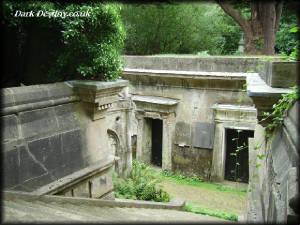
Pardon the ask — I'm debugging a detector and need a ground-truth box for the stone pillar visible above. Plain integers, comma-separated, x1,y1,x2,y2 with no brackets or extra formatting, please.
67,79,129,198
162,113,175,171
136,114,144,162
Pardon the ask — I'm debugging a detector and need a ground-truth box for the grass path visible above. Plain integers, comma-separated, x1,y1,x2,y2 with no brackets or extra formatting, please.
161,180,246,215
149,167,247,221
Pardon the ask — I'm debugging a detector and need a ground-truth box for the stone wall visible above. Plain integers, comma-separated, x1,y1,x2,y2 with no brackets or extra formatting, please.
122,57,256,180
247,101,299,223
1,81,128,199
123,55,264,72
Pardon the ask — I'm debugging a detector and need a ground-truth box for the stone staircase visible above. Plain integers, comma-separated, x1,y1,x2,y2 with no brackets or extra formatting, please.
2,191,233,223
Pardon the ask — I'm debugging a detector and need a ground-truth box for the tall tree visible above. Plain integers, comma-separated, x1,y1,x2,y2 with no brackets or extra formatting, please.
216,0,284,55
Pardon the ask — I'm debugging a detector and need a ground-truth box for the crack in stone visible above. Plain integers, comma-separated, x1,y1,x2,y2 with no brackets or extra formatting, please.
25,145,57,181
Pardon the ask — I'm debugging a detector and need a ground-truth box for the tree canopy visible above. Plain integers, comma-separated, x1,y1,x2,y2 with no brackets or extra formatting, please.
2,1,125,88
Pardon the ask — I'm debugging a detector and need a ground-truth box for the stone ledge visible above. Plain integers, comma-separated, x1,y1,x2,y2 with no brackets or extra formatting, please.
66,79,129,91
3,190,185,211
31,155,115,196
246,73,293,124
1,96,79,116
123,68,248,80
1,82,74,108
247,73,293,97
132,95,180,106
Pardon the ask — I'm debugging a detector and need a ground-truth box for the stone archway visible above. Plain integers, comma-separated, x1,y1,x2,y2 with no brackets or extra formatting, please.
107,129,121,176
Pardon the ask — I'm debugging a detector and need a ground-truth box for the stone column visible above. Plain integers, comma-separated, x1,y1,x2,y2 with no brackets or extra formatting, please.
162,113,175,171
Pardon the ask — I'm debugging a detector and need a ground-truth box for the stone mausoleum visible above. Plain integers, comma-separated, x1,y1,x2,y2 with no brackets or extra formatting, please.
1,56,299,223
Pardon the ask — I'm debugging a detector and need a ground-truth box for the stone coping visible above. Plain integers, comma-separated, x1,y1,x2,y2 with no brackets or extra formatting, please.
122,55,283,59
31,155,115,196
123,68,248,80
1,96,79,116
3,190,185,211
66,79,129,90
247,73,293,97
212,104,257,112
1,82,74,108
132,95,180,106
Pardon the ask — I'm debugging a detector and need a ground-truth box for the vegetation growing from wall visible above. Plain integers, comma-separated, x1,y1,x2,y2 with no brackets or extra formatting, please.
113,160,170,202
261,86,299,137
2,1,125,87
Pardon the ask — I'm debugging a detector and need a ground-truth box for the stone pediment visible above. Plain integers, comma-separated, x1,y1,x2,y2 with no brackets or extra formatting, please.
212,104,257,123
132,95,179,113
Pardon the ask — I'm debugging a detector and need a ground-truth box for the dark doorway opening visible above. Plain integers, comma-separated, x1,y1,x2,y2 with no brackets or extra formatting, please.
224,128,254,183
151,119,163,167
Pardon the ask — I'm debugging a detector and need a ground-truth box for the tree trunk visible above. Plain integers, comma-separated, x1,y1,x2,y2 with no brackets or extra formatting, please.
217,0,283,55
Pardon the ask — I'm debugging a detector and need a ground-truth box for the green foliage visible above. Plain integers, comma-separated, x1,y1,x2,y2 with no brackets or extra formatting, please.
261,86,299,134
185,203,238,221
275,13,299,57
3,1,125,86
113,160,170,202
120,3,242,55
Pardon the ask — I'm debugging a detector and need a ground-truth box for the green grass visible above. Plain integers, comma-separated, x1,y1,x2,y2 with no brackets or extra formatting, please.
185,203,238,222
149,169,247,197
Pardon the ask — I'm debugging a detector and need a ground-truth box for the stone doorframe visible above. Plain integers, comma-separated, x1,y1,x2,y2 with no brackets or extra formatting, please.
210,104,257,182
132,95,179,171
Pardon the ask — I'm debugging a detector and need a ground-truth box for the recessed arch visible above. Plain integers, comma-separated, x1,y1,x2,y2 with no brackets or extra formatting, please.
107,129,121,176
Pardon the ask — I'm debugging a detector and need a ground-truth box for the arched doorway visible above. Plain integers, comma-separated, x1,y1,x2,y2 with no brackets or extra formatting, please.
107,129,121,176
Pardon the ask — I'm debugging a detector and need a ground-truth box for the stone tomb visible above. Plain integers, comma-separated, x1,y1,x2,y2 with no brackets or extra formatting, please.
132,95,179,170
210,104,257,182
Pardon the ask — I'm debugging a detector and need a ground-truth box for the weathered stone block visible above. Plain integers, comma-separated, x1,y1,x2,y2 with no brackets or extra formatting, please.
12,85,49,106
73,182,89,198
90,172,113,198
1,115,19,142
18,145,47,184
174,121,191,146
28,134,62,172
1,88,15,108
3,148,20,188
193,122,215,149
19,108,59,138
21,173,55,192
263,61,299,88
54,104,79,131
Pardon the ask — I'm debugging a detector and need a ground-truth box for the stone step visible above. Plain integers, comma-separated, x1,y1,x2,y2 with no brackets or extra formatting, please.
69,204,130,222
4,199,80,222
3,200,75,222
34,200,103,221
3,198,234,223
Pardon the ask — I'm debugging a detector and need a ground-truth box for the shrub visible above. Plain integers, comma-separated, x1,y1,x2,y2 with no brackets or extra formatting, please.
113,160,170,202
2,1,125,87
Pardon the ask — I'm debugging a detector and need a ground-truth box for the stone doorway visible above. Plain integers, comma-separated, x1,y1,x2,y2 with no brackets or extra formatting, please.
151,119,163,167
224,128,254,183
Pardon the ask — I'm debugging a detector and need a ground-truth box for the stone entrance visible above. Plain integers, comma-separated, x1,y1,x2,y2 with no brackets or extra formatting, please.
224,128,254,183
151,119,163,167
211,104,257,182
132,95,179,171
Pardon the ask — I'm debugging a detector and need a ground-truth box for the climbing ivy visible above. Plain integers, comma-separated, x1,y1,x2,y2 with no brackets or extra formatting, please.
261,86,299,137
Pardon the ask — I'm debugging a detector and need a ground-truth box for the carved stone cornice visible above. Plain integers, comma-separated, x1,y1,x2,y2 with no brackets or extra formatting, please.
67,80,129,120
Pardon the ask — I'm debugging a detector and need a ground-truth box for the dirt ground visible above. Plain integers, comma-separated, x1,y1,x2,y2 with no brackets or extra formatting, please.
161,180,247,215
